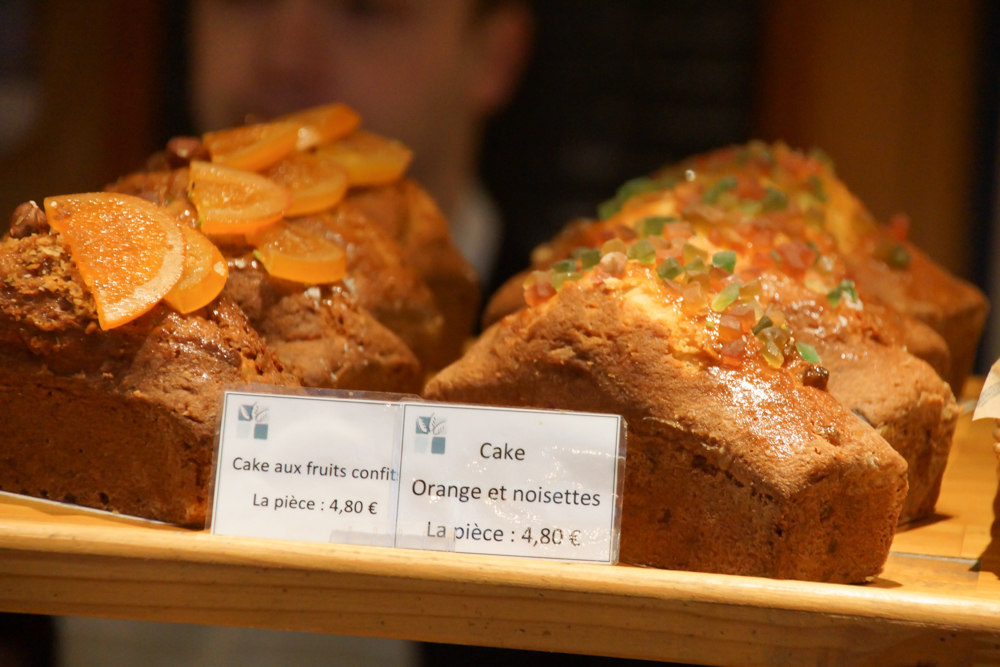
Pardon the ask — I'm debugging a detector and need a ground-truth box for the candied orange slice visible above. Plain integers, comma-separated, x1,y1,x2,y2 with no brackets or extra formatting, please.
43,193,185,330
246,219,347,284
188,160,292,235
278,103,361,151
314,130,412,186
203,121,298,172
265,152,349,216
164,225,229,314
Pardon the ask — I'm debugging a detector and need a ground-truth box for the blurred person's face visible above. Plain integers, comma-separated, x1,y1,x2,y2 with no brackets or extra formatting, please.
191,0,530,211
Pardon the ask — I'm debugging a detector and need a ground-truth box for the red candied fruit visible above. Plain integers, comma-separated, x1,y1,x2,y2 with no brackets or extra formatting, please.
774,241,816,278
776,148,820,181
720,339,746,366
726,303,757,331
525,279,556,307
718,315,743,343
735,174,766,200
887,213,910,243
736,221,775,249
751,252,777,271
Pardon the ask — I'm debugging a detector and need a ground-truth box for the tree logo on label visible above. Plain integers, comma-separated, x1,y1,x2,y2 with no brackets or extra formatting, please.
237,403,270,440
415,414,446,454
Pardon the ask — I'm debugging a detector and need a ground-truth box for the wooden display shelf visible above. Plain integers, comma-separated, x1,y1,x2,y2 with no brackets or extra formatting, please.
0,386,998,666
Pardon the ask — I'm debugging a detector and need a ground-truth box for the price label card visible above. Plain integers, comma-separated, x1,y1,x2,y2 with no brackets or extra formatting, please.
210,391,400,546
394,403,624,564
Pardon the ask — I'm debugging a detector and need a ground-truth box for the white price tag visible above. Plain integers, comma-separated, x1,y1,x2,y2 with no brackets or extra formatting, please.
209,391,399,546
974,359,1000,420
395,403,623,564
208,389,625,564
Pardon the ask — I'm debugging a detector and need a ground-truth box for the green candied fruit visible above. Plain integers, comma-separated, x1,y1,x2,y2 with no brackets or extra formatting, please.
597,198,621,221
737,200,762,217
627,238,657,264
657,257,683,280
637,216,675,238
760,186,788,212
576,248,602,270
702,175,738,204
769,248,783,265
826,279,859,307
598,176,678,220
685,256,707,274
808,147,836,172
552,271,582,291
795,342,822,364
760,341,784,368
712,250,737,274
756,325,789,368
887,243,911,269
682,242,708,264
711,283,741,313
551,258,577,273
751,315,773,335
808,174,828,203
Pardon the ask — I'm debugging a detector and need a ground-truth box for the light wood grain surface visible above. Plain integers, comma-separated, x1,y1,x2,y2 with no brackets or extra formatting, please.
0,386,998,666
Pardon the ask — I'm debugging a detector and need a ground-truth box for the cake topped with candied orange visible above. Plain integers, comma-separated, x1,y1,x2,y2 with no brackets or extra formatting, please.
107,102,478,385
0,102,479,525
0,200,296,526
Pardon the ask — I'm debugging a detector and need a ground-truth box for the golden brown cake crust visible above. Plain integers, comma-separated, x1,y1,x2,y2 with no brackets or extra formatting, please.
426,271,908,582
844,242,988,392
297,211,446,371
483,206,958,526
0,232,296,526
340,180,481,364
221,255,423,393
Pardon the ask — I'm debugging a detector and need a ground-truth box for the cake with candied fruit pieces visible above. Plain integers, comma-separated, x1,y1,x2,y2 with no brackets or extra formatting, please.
108,103,479,386
482,147,961,525
0,198,296,526
641,142,986,392
426,239,909,582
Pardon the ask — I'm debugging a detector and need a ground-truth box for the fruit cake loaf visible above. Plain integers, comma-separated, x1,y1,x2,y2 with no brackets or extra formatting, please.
482,188,957,524
426,257,908,582
108,168,428,392
110,117,479,377
645,142,987,391
0,221,296,525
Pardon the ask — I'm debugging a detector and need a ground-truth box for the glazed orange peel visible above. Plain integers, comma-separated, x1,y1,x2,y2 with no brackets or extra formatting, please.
43,193,186,330
203,121,299,173
278,102,362,151
43,103,417,320
188,161,292,235
265,152,349,217
164,224,229,314
246,220,347,285
315,130,413,187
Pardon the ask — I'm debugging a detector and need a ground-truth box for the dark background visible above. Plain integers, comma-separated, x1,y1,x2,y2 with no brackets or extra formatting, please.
0,1,997,665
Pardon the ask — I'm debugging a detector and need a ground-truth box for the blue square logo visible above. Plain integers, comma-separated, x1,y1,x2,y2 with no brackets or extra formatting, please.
254,423,269,440
431,436,446,454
